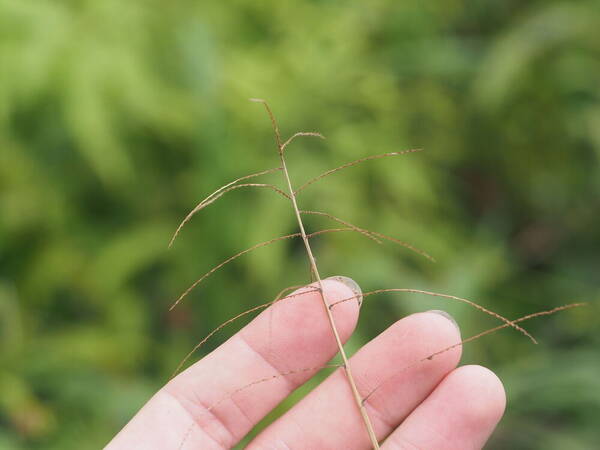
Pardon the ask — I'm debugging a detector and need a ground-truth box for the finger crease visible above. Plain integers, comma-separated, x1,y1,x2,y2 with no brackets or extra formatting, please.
238,334,297,394
164,390,232,449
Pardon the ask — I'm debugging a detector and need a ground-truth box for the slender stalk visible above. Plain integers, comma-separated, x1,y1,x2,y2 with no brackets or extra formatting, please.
252,98,380,448
280,154,380,448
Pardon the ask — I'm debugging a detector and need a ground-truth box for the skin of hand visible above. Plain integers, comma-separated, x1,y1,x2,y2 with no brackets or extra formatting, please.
106,276,506,449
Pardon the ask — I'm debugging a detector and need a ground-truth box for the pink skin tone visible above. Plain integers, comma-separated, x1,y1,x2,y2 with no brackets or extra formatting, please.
107,278,505,449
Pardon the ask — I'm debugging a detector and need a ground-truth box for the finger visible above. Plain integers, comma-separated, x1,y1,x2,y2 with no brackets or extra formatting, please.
106,278,361,450
248,311,462,449
382,365,506,450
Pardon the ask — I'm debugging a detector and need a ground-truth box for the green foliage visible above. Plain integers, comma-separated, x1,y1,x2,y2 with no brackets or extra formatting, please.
1,0,599,448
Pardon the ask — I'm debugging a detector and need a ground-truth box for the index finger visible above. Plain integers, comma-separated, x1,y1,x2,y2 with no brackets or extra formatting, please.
106,278,361,450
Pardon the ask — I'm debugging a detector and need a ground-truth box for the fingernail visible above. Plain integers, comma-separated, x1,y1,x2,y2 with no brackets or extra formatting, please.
326,276,363,307
427,310,460,331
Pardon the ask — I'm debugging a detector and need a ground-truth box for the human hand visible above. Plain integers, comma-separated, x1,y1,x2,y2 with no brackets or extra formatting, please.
106,277,505,449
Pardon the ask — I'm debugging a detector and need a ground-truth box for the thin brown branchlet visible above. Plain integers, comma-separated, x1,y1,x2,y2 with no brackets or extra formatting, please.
170,287,322,379
169,227,386,311
168,100,585,449
179,300,584,411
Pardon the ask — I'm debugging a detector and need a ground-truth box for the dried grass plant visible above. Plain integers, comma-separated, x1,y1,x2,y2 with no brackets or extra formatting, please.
167,99,585,449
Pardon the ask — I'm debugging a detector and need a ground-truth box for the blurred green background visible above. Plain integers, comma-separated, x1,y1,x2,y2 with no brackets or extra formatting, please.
1,1,599,448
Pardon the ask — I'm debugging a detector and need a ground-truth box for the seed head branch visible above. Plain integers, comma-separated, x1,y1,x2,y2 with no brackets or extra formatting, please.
330,288,536,343
207,364,342,411
281,132,325,153
196,183,290,211
170,228,363,311
250,98,282,151
301,210,382,243
170,232,300,311
272,284,309,302
294,149,423,195
169,167,282,248
301,210,436,261
362,302,586,402
171,287,321,378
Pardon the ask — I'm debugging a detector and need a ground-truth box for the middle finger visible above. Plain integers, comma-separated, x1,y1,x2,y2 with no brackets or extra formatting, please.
249,311,462,449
